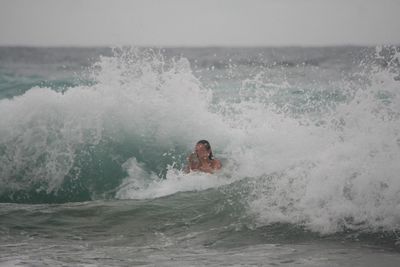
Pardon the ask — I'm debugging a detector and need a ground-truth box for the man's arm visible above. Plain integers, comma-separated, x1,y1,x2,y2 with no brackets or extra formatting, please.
185,153,198,173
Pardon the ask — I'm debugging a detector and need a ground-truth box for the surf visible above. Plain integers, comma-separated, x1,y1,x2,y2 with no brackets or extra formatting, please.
0,46,399,238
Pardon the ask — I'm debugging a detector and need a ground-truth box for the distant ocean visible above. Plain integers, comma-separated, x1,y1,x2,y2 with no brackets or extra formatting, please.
0,46,400,266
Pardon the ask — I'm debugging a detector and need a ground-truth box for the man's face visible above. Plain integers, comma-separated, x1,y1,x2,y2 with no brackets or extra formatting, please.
195,144,209,160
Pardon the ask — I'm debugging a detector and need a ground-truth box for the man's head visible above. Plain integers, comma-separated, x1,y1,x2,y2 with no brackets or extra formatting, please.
195,140,213,160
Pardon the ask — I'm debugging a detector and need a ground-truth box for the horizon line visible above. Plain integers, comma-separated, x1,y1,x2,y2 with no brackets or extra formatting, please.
0,44,397,49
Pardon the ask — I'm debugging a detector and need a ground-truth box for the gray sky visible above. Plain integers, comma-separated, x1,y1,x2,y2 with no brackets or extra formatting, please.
1,0,400,46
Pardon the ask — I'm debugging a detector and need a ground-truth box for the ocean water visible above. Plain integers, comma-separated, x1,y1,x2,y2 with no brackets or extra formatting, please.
0,46,400,266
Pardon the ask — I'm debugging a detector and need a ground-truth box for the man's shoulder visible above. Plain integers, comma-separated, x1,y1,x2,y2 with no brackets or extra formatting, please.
213,159,222,169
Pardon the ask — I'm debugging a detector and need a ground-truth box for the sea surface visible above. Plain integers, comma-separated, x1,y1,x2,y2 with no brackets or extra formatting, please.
0,46,400,266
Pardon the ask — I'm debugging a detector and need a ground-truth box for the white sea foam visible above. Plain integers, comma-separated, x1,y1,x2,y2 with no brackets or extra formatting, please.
246,63,400,233
115,157,233,199
0,86,105,192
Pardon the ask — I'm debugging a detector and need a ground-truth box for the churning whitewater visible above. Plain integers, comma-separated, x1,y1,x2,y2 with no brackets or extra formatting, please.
0,46,399,266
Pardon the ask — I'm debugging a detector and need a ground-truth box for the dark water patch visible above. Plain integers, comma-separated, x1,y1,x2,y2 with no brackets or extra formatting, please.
0,46,112,65
338,230,400,252
0,183,91,204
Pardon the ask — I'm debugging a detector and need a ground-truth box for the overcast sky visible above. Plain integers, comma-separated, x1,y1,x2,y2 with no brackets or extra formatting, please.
1,0,399,47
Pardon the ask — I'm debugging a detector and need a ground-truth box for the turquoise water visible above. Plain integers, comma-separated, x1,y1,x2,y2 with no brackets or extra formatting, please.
0,46,400,266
